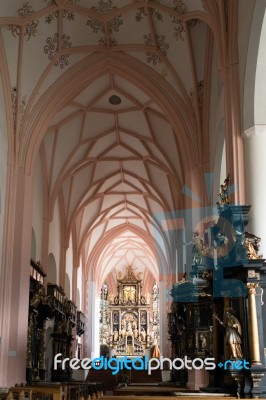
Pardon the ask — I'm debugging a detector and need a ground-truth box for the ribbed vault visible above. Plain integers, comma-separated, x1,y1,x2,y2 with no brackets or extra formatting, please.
42,71,182,288
0,0,231,289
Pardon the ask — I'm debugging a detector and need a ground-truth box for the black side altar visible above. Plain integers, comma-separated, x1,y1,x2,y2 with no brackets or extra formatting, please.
168,204,266,398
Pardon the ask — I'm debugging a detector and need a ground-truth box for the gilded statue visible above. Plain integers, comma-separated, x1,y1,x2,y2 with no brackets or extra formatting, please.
123,285,136,303
140,328,146,341
211,225,229,259
192,231,212,265
145,291,151,304
113,329,119,342
214,311,243,359
199,333,207,349
108,293,114,303
245,232,263,259
217,174,230,206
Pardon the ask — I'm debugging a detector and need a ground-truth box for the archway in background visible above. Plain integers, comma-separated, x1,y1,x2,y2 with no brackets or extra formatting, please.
31,227,37,260
47,253,57,284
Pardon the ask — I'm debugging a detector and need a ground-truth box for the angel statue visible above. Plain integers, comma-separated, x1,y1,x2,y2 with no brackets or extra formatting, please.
213,310,243,359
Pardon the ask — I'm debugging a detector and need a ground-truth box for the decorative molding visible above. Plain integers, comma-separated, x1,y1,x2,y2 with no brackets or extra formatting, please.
247,282,259,295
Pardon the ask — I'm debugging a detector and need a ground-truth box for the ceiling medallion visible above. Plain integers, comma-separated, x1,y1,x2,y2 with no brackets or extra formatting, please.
109,95,122,105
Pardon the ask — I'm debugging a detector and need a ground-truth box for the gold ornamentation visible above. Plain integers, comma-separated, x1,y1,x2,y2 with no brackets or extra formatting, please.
192,231,212,261
121,265,141,282
247,282,259,295
39,326,46,370
26,314,34,368
217,174,230,206
248,269,257,278
123,285,136,303
245,232,263,259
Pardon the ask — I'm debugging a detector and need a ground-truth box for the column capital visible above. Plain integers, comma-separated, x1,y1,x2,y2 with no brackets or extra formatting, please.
243,124,266,138
247,282,259,295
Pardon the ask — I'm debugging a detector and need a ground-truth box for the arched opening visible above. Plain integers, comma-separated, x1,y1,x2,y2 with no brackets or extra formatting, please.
47,253,57,284
31,227,37,260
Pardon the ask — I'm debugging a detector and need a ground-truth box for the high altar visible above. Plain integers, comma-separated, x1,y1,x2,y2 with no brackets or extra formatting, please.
100,266,159,357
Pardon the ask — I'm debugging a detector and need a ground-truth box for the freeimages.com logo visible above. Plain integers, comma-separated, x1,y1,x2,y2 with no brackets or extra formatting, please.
54,354,250,375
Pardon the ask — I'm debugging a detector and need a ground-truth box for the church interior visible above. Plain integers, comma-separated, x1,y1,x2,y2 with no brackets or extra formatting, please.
1,0,266,399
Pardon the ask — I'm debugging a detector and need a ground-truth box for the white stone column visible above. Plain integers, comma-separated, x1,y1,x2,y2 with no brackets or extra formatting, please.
86,280,100,358
243,125,266,256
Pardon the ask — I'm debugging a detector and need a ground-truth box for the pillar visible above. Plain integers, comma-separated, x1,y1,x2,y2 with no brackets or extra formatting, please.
159,281,170,357
247,283,261,364
0,167,34,386
86,280,100,358
243,125,266,256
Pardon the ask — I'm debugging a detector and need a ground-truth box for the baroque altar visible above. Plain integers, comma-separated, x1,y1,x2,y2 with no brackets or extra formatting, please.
100,266,159,357
168,177,266,398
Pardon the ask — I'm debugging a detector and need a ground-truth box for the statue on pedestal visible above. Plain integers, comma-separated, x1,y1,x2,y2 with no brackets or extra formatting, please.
214,311,243,359
216,174,230,206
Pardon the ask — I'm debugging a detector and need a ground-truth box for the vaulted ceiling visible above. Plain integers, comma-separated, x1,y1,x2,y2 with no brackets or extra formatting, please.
0,0,229,288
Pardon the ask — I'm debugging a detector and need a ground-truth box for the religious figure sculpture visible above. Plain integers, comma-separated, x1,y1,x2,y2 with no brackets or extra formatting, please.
213,311,243,359
216,174,230,206
133,328,139,338
127,321,133,335
211,225,229,259
123,286,136,303
199,333,207,349
192,231,212,265
145,291,151,304
120,327,126,338
108,293,114,303
245,232,263,259
140,328,146,341
113,329,119,342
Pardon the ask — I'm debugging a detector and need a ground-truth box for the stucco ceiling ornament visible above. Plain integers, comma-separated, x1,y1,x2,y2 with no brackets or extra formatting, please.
44,33,72,69
190,80,204,120
45,0,80,23
86,0,123,34
144,33,169,65
7,1,39,40
135,0,163,22
171,0,200,41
